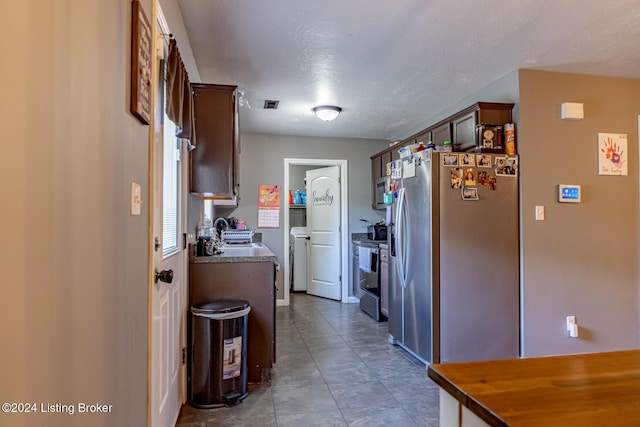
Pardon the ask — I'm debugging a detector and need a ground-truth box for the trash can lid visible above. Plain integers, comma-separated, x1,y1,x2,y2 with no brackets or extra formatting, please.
191,299,250,315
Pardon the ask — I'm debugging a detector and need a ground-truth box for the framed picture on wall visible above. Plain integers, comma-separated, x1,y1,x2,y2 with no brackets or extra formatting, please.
130,0,152,125
598,133,628,176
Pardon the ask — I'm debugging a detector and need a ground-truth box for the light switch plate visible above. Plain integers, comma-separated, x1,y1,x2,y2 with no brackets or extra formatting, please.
131,182,141,216
535,205,545,221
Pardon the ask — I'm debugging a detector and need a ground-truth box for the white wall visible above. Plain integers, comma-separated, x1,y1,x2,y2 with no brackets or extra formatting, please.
233,133,388,299
0,1,192,425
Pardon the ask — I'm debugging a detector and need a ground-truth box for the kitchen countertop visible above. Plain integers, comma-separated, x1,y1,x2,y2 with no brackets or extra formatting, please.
352,232,387,245
428,349,640,427
190,243,277,264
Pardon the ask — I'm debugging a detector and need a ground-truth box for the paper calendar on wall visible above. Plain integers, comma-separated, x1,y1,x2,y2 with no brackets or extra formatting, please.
257,184,281,228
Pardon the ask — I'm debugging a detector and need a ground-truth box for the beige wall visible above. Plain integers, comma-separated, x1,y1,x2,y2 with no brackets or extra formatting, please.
519,70,640,356
0,1,173,425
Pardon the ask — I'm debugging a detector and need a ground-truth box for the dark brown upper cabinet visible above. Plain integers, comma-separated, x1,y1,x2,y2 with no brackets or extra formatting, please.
190,84,239,203
454,102,514,152
452,112,476,152
371,155,382,181
369,102,514,207
431,122,452,147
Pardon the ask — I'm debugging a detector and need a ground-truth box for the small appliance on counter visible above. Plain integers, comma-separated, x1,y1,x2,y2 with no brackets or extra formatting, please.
367,224,387,241
196,236,217,256
221,229,254,245
196,217,218,256
360,218,388,241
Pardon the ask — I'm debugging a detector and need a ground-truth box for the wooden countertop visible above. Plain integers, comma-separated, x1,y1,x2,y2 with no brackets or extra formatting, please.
428,350,640,427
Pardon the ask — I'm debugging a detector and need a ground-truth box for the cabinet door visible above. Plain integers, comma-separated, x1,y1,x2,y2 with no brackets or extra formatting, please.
380,151,391,177
380,248,389,317
477,102,513,125
190,84,238,198
371,155,383,180
431,122,451,147
413,130,431,146
371,156,382,208
190,261,274,383
452,111,477,152
391,145,401,161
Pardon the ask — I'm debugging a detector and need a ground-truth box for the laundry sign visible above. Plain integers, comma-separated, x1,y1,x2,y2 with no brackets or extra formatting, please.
312,189,334,206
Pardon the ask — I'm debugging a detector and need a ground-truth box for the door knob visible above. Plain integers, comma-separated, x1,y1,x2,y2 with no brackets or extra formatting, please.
155,269,174,284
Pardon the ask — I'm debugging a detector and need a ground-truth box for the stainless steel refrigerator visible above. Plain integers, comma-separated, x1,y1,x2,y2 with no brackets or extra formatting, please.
388,150,519,364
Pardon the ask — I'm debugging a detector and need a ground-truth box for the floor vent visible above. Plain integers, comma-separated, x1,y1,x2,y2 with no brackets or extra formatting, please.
263,100,279,109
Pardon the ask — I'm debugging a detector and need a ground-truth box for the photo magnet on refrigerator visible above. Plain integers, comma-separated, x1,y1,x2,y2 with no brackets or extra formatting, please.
450,168,463,189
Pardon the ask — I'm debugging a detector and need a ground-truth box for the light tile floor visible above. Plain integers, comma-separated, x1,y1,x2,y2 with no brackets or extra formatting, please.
176,293,439,426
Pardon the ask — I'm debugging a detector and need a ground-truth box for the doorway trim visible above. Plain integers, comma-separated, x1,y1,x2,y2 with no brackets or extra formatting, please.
282,158,350,305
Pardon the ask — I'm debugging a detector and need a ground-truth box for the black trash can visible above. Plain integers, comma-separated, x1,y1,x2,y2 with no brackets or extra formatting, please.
188,299,250,408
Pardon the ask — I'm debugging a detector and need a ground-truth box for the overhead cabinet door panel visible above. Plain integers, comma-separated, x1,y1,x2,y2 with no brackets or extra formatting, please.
190,84,238,199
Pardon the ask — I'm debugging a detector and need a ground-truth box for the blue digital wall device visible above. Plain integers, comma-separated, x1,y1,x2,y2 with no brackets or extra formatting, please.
558,184,581,203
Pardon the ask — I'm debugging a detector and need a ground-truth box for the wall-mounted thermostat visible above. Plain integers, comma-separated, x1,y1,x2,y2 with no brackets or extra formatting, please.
558,184,581,203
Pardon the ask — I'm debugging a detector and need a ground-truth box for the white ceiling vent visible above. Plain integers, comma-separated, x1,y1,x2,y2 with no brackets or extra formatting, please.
263,100,279,109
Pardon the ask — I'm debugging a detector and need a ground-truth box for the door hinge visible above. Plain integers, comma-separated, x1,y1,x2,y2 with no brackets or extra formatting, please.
182,233,187,250
181,347,186,365
339,275,342,283
338,176,341,184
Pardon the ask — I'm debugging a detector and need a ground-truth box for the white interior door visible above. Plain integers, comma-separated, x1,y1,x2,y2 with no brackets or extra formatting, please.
306,166,342,300
151,12,184,427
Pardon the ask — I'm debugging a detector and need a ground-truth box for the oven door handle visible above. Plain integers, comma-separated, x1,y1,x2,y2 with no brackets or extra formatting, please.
370,250,379,273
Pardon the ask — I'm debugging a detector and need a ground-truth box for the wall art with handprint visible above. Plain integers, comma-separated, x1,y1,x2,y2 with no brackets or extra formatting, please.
598,133,628,176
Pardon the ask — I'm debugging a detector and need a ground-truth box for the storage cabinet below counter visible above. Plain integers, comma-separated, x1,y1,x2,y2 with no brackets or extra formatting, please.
190,257,276,383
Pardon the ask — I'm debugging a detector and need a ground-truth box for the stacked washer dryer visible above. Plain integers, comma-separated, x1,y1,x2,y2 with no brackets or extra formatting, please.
289,227,308,292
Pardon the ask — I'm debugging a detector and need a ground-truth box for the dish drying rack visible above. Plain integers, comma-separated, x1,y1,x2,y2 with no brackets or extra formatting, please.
221,229,254,245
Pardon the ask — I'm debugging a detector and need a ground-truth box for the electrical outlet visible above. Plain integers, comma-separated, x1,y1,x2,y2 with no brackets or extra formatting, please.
535,205,545,221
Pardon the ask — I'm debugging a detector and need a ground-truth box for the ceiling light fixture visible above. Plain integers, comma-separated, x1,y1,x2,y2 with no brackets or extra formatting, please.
313,105,342,122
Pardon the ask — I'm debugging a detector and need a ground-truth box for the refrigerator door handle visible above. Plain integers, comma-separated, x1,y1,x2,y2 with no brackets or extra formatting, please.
396,188,407,288
394,188,403,287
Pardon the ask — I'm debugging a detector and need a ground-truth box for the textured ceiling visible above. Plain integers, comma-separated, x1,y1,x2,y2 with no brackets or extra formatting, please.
177,0,640,141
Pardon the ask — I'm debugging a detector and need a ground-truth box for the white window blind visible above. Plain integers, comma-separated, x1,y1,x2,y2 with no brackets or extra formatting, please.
162,114,180,255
